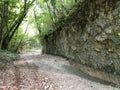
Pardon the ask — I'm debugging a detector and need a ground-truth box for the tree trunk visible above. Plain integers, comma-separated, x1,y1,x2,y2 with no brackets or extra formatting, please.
0,0,9,49
1,0,35,50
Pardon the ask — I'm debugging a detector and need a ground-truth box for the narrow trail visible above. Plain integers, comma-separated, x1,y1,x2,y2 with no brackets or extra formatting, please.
0,50,119,90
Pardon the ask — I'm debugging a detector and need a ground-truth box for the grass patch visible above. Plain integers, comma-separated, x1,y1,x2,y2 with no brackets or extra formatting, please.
0,49,19,69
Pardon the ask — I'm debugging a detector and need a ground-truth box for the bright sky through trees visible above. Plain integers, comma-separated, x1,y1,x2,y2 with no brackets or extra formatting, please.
21,5,40,36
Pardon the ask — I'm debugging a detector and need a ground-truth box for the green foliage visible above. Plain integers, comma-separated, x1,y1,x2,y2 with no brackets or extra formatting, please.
0,49,19,69
0,0,78,51
23,35,41,51
0,49,19,60
0,0,35,50
8,27,29,52
34,0,78,38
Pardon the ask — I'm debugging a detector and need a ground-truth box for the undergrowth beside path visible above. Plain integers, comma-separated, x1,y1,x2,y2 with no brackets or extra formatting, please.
0,50,19,69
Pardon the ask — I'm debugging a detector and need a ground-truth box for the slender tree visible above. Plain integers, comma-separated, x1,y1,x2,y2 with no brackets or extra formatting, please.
0,0,35,50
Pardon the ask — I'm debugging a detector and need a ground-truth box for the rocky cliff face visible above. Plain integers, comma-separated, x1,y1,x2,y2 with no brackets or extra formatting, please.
43,0,120,80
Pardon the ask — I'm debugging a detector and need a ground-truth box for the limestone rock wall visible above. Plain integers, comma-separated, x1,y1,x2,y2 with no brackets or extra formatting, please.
43,0,120,74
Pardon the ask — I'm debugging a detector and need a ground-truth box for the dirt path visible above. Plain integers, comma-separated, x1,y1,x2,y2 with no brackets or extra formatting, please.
0,51,119,90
